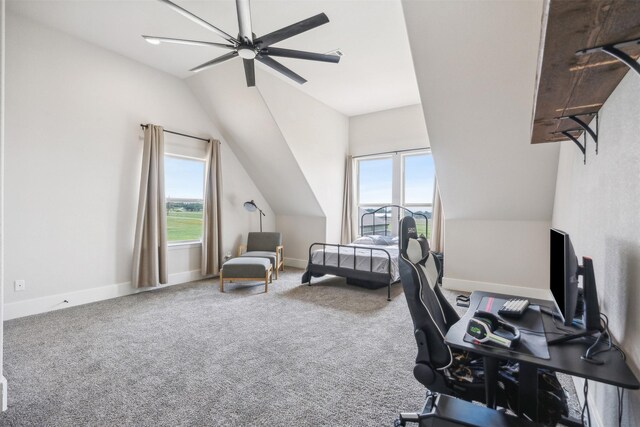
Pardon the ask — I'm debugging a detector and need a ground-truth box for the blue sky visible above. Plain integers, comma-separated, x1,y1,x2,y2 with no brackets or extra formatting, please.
404,154,435,204
359,158,393,203
359,154,435,204
165,156,205,199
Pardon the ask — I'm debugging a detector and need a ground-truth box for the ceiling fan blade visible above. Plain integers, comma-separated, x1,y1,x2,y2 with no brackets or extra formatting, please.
256,55,307,84
158,0,238,45
142,36,235,49
261,47,340,63
255,13,329,47
236,0,253,44
190,51,239,73
243,59,256,87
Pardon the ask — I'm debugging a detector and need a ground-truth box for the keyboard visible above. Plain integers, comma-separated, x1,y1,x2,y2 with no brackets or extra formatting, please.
498,298,530,319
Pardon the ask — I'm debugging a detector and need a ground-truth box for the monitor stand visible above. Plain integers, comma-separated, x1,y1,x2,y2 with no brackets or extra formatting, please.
549,257,602,346
547,329,600,345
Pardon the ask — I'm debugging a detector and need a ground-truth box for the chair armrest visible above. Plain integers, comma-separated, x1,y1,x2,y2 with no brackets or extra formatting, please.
238,245,246,257
276,245,284,264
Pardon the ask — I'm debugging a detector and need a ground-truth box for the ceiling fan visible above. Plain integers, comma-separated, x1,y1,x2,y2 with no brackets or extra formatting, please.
143,0,340,87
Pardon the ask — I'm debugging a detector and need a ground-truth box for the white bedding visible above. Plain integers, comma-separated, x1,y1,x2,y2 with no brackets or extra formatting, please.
310,244,400,282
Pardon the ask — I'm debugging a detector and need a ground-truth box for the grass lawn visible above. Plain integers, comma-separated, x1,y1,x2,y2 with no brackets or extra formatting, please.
167,211,203,242
416,220,432,239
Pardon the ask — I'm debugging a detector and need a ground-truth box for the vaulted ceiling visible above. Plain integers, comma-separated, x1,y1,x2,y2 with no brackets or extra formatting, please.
7,0,420,116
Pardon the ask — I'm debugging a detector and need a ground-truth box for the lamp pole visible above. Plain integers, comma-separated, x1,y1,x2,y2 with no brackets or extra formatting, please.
244,200,266,232
258,207,265,232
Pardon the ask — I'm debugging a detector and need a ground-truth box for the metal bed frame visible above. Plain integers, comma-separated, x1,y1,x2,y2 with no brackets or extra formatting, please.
303,205,428,301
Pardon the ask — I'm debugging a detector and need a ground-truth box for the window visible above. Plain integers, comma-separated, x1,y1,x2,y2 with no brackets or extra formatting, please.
355,150,435,238
164,155,205,243
357,156,393,236
403,153,435,238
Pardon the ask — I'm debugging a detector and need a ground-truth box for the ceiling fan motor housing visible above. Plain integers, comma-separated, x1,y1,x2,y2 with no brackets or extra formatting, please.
238,46,257,59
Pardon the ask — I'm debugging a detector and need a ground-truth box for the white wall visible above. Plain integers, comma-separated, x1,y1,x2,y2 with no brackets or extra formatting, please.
349,104,429,156
276,215,326,268
3,13,272,318
444,219,551,299
257,70,348,245
186,61,322,218
402,0,560,293
0,0,6,409
552,60,640,427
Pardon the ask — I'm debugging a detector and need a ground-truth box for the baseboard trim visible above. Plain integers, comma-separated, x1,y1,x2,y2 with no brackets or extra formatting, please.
443,277,553,300
3,269,206,321
0,376,6,412
284,257,307,269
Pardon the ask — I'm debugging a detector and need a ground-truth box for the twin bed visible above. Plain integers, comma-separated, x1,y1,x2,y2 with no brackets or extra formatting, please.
301,205,428,300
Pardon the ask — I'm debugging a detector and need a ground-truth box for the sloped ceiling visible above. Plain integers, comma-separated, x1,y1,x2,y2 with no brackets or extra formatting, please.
402,0,560,221
257,69,348,242
187,60,323,217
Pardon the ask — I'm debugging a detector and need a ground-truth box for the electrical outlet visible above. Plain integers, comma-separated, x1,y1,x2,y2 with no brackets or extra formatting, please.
14,280,26,292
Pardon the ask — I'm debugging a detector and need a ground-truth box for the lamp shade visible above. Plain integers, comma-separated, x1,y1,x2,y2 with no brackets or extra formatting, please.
243,200,258,212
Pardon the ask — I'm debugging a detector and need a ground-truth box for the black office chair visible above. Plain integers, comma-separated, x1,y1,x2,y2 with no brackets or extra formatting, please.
398,216,568,424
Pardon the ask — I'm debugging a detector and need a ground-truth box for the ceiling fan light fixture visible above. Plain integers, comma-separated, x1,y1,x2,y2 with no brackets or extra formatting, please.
238,47,257,60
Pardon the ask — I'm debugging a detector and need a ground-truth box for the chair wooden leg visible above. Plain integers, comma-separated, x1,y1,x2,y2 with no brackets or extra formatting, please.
265,269,269,293
220,271,224,293
274,262,278,279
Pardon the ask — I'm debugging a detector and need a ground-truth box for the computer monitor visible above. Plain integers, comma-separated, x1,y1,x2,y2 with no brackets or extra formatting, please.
550,229,580,326
548,228,602,345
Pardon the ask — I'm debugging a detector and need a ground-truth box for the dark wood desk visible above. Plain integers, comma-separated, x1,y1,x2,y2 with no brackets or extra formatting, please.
444,291,640,422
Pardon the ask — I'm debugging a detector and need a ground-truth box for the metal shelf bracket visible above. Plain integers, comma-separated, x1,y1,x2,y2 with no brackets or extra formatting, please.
553,130,587,165
577,38,640,78
556,112,599,154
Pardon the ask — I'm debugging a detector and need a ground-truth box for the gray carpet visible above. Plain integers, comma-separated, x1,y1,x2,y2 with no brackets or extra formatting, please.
0,269,579,426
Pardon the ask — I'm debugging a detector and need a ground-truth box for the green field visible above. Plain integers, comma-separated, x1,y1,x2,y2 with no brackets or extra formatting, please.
362,220,432,239
167,210,203,242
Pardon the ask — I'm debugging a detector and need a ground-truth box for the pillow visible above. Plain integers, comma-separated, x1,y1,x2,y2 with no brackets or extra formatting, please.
352,236,375,245
417,236,430,254
375,235,396,246
423,255,439,289
406,238,423,264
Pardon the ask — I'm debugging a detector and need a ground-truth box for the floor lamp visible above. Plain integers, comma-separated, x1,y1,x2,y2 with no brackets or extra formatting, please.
243,200,266,232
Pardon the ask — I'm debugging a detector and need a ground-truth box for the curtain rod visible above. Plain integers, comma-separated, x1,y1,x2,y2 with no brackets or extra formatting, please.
351,147,429,159
140,124,211,143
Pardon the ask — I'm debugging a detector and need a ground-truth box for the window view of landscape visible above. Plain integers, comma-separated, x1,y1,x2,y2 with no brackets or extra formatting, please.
359,206,431,238
403,154,435,238
165,156,205,242
357,152,435,240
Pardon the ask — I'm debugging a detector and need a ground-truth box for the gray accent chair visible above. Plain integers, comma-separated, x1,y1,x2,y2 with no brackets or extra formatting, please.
238,232,284,279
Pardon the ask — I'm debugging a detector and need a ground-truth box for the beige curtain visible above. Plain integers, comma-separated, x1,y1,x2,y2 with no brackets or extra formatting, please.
431,179,445,253
201,139,223,276
340,156,355,244
132,124,168,288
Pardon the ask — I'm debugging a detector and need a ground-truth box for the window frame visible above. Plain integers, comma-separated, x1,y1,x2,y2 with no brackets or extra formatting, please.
354,149,435,238
355,155,395,236
164,153,207,246
355,154,394,208
401,150,434,210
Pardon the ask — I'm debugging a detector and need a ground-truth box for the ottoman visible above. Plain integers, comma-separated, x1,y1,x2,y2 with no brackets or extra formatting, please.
220,257,273,293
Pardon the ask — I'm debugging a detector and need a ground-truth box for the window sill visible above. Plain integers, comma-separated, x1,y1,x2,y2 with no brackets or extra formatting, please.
168,241,202,250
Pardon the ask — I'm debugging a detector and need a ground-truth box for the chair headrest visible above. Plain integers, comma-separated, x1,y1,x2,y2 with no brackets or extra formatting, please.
400,216,430,264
